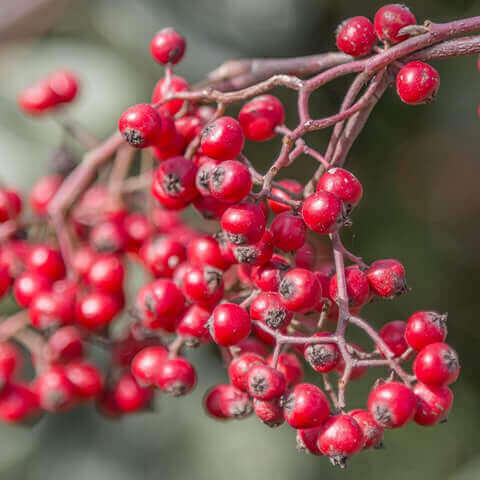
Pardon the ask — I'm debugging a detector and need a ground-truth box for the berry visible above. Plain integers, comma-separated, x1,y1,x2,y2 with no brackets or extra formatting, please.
86,254,124,294
221,202,266,245
123,213,153,253
200,117,245,161
270,213,307,251
296,427,323,455
131,346,168,386
349,409,384,449
283,383,330,429
182,264,224,307
34,366,76,412
65,362,103,399
251,256,290,292
89,221,127,254
267,179,303,214
336,16,376,57
151,75,190,115
405,311,447,351
247,364,286,400
366,259,407,298
0,188,22,222
13,271,51,308
279,268,322,313
413,342,459,386
141,235,186,278
329,266,371,308
396,61,440,105
228,352,265,391
76,291,120,331
230,229,274,266
374,4,417,44
378,320,408,358
253,397,284,427
47,326,84,364
187,236,230,271
72,246,97,279
238,95,285,142
316,168,363,209
268,353,303,387
175,115,203,143
0,342,21,387
302,191,346,234
219,384,252,419
304,333,340,373
29,289,75,329
150,28,186,65
152,130,185,161
18,81,59,115
156,357,197,396
208,160,252,203
0,384,39,423
114,372,152,412
176,304,212,345
413,382,453,426
209,303,251,346
47,70,79,103
250,292,292,330
367,381,417,429
295,242,317,270
195,157,221,196
26,244,65,282
203,385,230,420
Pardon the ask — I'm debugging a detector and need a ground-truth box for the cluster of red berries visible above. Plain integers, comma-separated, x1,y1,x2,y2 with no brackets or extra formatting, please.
4,3,462,468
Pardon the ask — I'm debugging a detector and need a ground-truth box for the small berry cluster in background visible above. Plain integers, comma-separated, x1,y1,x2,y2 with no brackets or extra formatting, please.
1,3,478,469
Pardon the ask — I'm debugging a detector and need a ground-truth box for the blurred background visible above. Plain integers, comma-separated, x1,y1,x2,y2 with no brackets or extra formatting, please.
0,0,479,478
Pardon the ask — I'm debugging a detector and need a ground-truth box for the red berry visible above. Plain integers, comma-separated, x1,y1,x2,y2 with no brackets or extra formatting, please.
72,246,97,279
279,268,322,313
114,372,152,412
182,264,224,307
250,291,292,330
89,221,127,254
0,264,11,299
237,337,268,357
35,366,76,412
267,179,303,214
141,235,186,278
131,346,168,386
405,311,447,351
378,320,408,358
47,70,79,103
175,115,203,143
221,202,266,245
366,258,407,298
253,397,284,427
367,381,417,429
0,342,22,386
13,271,51,308
18,80,59,115
270,212,306,252
209,303,251,346
76,291,120,331
86,254,124,294
374,4,416,44
27,244,65,282
228,352,265,391
316,168,363,209
247,364,286,400
296,427,323,455
123,213,153,253
187,236,230,271
195,157,221,196
0,188,22,222
317,414,364,467
29,289,75,329
251,256,290,292
413,342,459,386
268,353,303,387
349,409,384,449
396,61,440,105
295,242,317,270
219,384,252,419
283,382,330,429
150,28,186,65
176,304,212,345
151,75,190,115
203,384,230,420
329,266,370,308
413,382,453,426
152,129,184,162
156,357,196,396
209,160,252,203
304,333,340,373
230,229,274,266
336,16,376,57
200,117,245,161
302,191,346,234
65,361,103,399
238,95,285,142
193,194,229,220
47,326,84,364
0,384,39,423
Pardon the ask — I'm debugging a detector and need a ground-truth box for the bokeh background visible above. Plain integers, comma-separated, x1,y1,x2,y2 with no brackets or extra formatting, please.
0,0,479,478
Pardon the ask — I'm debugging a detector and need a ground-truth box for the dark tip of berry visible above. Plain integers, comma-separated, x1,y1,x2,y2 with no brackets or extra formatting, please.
226,232,247,245
163,173,183,195
144,293,157,313
305,344,336,368
279,279,295,300
373,404,392,427
265,309,287,330
233,246,257,264
204,267,222,293
262,419,283,428
230,400,253,419
249,375,268,395
123,129,144,146
329,455,348,468
374,441,385,450
211,167,225,191
166,381,187,397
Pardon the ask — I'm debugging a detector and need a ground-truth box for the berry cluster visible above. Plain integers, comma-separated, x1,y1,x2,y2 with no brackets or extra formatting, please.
2,3,477,469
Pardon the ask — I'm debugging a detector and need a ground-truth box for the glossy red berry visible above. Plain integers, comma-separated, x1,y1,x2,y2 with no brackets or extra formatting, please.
72,246,97,279
203,384,230,420
47,70,79,103
316,168,363,209
302,191,346,234
336,16,376,57
176,304,212,345
141,235,186,278
238,95,285,142
295,242,317,270
131,346,168,386
209,160,252,203
279,268,322,313
123,213,153,253
349,409,384,449
0,188,22,222
413,382,453,426
29,289,75,329
374,4,416,44
228,353,265,391
405,311,447,351
219,384,252,419
250,292,293,330
267,179,303,214
0,384,39,423
86,254,124,294
367,259,407,298
76,291,120,331
175,115,203,143
209,303,251,346
200,117,245,161
304,333,340,373
35,366,76,412
247,364,286,400
296,427,323,455
89,221,127,254
151,75,190,115
27,244,65,282
367,381,417,429
18,80,59,115
47,326,84,364
413,342,459,386
65,361,103,399
329,266,370,308
251,256,289,292
221,202,266,245
13,271,51,308
317,414,364,467
378,320,408,358
269,353,303,388
0,342,21,387
156,357,197,396
283,382,330,429
150,28,186,65
182,264,224,307
396,61,440,105
253,397,284,427
187,236,230,271
114,372,152,412
270,212,307,252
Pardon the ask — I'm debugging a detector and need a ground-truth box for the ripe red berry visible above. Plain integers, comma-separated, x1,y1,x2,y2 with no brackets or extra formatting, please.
182,264,224,308
250,291,293,330
209,303,251,346
152,129,185,161
396,61,440,105
0,188,22,222
405,311,447,351
316,168,363,209
374,4,417,44
152,156,198,209
378,320,408,358
348,409,384,449
270,212,307,251
203,384,230,420
0,384,39,423
317,414,364,467
296,427,323,455
238,95,285,142
221,202,266,245
267,179,303,214
89,220,127,254
187,236,230,271
114,372,152,412
13,271,51,308
228,353,265,391
123,213,153,253
219,384,252,419
47,326,84,364
86,254,124,294
336,16,376,57
29,289,75,329
295,242,317,270
176,304,212,345
18,80,59,115
366,258,407,298
302,191,346,234
195,157,221,196
0,342,21,387
413,342,459,386
47,70,79,103
367,381,417,429
251,256,290,292
200,117,245,161
175,115,203,143
283,383,330,429
131,346,168,386
155,357,197,396
26,244,65,282
151,75,190,115
65,361,103,399
413,382,453,426
76,291,120,331
304,333,340,373
150,28,186,65
230,229,274,266
34,366,76,412
208,160,252,203
269,353,303,387
329,266,371,308
247,364,286,400
253,397,284,427
141,235,186,278
279,268,322,313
